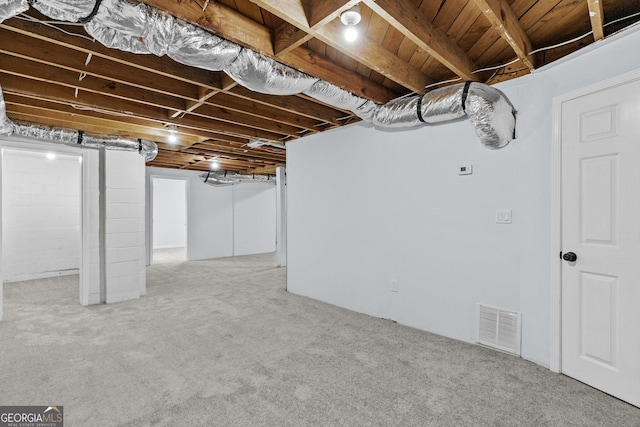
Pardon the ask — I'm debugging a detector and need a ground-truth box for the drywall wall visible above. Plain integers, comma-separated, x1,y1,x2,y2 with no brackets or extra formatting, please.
152,177,187,249
233,183,276,256
286,26,640,368
2,149,80,282
145,167,276,264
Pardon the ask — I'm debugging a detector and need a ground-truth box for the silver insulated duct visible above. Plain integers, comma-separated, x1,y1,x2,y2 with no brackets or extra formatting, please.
0,0,27,22
200,171,276,187
372,82,515,149
0,0,517,149
0,85,158,161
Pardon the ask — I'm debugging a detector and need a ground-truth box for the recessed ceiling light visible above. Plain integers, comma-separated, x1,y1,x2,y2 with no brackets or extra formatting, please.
46,152,55,160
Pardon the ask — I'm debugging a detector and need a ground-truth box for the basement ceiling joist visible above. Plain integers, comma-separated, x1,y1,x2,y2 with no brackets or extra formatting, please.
0,0,639,174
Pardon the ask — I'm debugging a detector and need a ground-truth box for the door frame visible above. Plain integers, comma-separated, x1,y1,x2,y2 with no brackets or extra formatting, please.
550,68,640,373
0,138,88,320
149,175,189,265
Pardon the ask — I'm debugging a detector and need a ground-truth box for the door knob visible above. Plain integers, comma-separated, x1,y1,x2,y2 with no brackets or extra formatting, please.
562,252,577,262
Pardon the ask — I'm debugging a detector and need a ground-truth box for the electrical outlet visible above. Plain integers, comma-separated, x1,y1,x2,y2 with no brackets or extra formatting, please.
391,279,399,292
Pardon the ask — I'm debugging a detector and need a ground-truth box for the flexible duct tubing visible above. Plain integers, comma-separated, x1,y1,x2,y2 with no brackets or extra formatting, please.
0,85,158,161
200,171,276,187
0,0,516,149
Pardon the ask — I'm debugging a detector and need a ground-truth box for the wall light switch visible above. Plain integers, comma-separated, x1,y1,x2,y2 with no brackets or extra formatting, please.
458,164,473,175
391,279,399,292
496,210,512,224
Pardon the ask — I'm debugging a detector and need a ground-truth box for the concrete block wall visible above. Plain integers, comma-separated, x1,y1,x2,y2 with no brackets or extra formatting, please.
81,149,101,305
2,149,81,282
104,150,146,303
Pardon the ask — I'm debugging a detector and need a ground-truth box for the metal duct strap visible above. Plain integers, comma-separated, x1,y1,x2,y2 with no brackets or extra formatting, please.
77,0,103,24
416,96,425,123
461,81,472,113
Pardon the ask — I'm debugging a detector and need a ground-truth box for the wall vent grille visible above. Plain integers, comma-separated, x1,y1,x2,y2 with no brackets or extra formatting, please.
477,304,521,356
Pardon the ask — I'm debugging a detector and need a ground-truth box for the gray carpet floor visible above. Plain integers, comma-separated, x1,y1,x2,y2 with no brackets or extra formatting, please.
152,246,186,264
1,253,639,426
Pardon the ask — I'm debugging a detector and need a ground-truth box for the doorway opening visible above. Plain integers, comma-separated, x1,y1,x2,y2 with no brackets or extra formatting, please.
151,177,187,264
1,148,82,316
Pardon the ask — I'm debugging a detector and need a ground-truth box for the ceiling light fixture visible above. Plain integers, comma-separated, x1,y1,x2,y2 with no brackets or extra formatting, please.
165,124,178,144
340,4,361,43
210,159,220,170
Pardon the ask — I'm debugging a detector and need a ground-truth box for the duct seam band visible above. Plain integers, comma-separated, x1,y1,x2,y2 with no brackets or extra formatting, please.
461,81,472,113
77,0,103,24
416,96,425,123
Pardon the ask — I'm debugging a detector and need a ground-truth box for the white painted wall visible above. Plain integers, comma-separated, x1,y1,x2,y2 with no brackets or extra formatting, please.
145,167,276,264
104,150,146,303
0,135,147,316
80,148,101,306
234,183,276,256
152,178,187,249
286,27,640,368
2,149,80,282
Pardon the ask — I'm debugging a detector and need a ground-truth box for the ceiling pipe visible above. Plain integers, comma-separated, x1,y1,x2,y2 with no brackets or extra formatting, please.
0,0,517,149
200,171,276,187
0,85,158,161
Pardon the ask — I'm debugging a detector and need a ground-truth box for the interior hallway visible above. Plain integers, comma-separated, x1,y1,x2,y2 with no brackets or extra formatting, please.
1,253,638,426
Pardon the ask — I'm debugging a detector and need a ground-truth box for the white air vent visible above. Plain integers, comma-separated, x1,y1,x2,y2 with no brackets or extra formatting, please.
477,304,521,356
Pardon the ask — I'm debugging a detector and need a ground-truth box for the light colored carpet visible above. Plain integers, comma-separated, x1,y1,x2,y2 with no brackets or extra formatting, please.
1,253,639,426
152,246,186,264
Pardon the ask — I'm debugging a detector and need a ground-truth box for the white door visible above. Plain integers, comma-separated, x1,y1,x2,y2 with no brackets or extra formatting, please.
561,77,640,407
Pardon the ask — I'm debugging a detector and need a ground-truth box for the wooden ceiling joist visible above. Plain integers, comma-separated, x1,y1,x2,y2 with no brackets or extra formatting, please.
587,0,605,41
145,0,394,102
361,0,480,82
251,0,433,94
1,0,639,174
1,74,292,142
144,0,274,55
470,0,535,69
0,20,221,89
0,16,344,129
302,0,359,29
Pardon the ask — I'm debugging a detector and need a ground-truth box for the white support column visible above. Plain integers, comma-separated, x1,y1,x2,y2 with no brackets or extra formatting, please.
80,149,101,305
103,150,146,303
276,167,287,268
